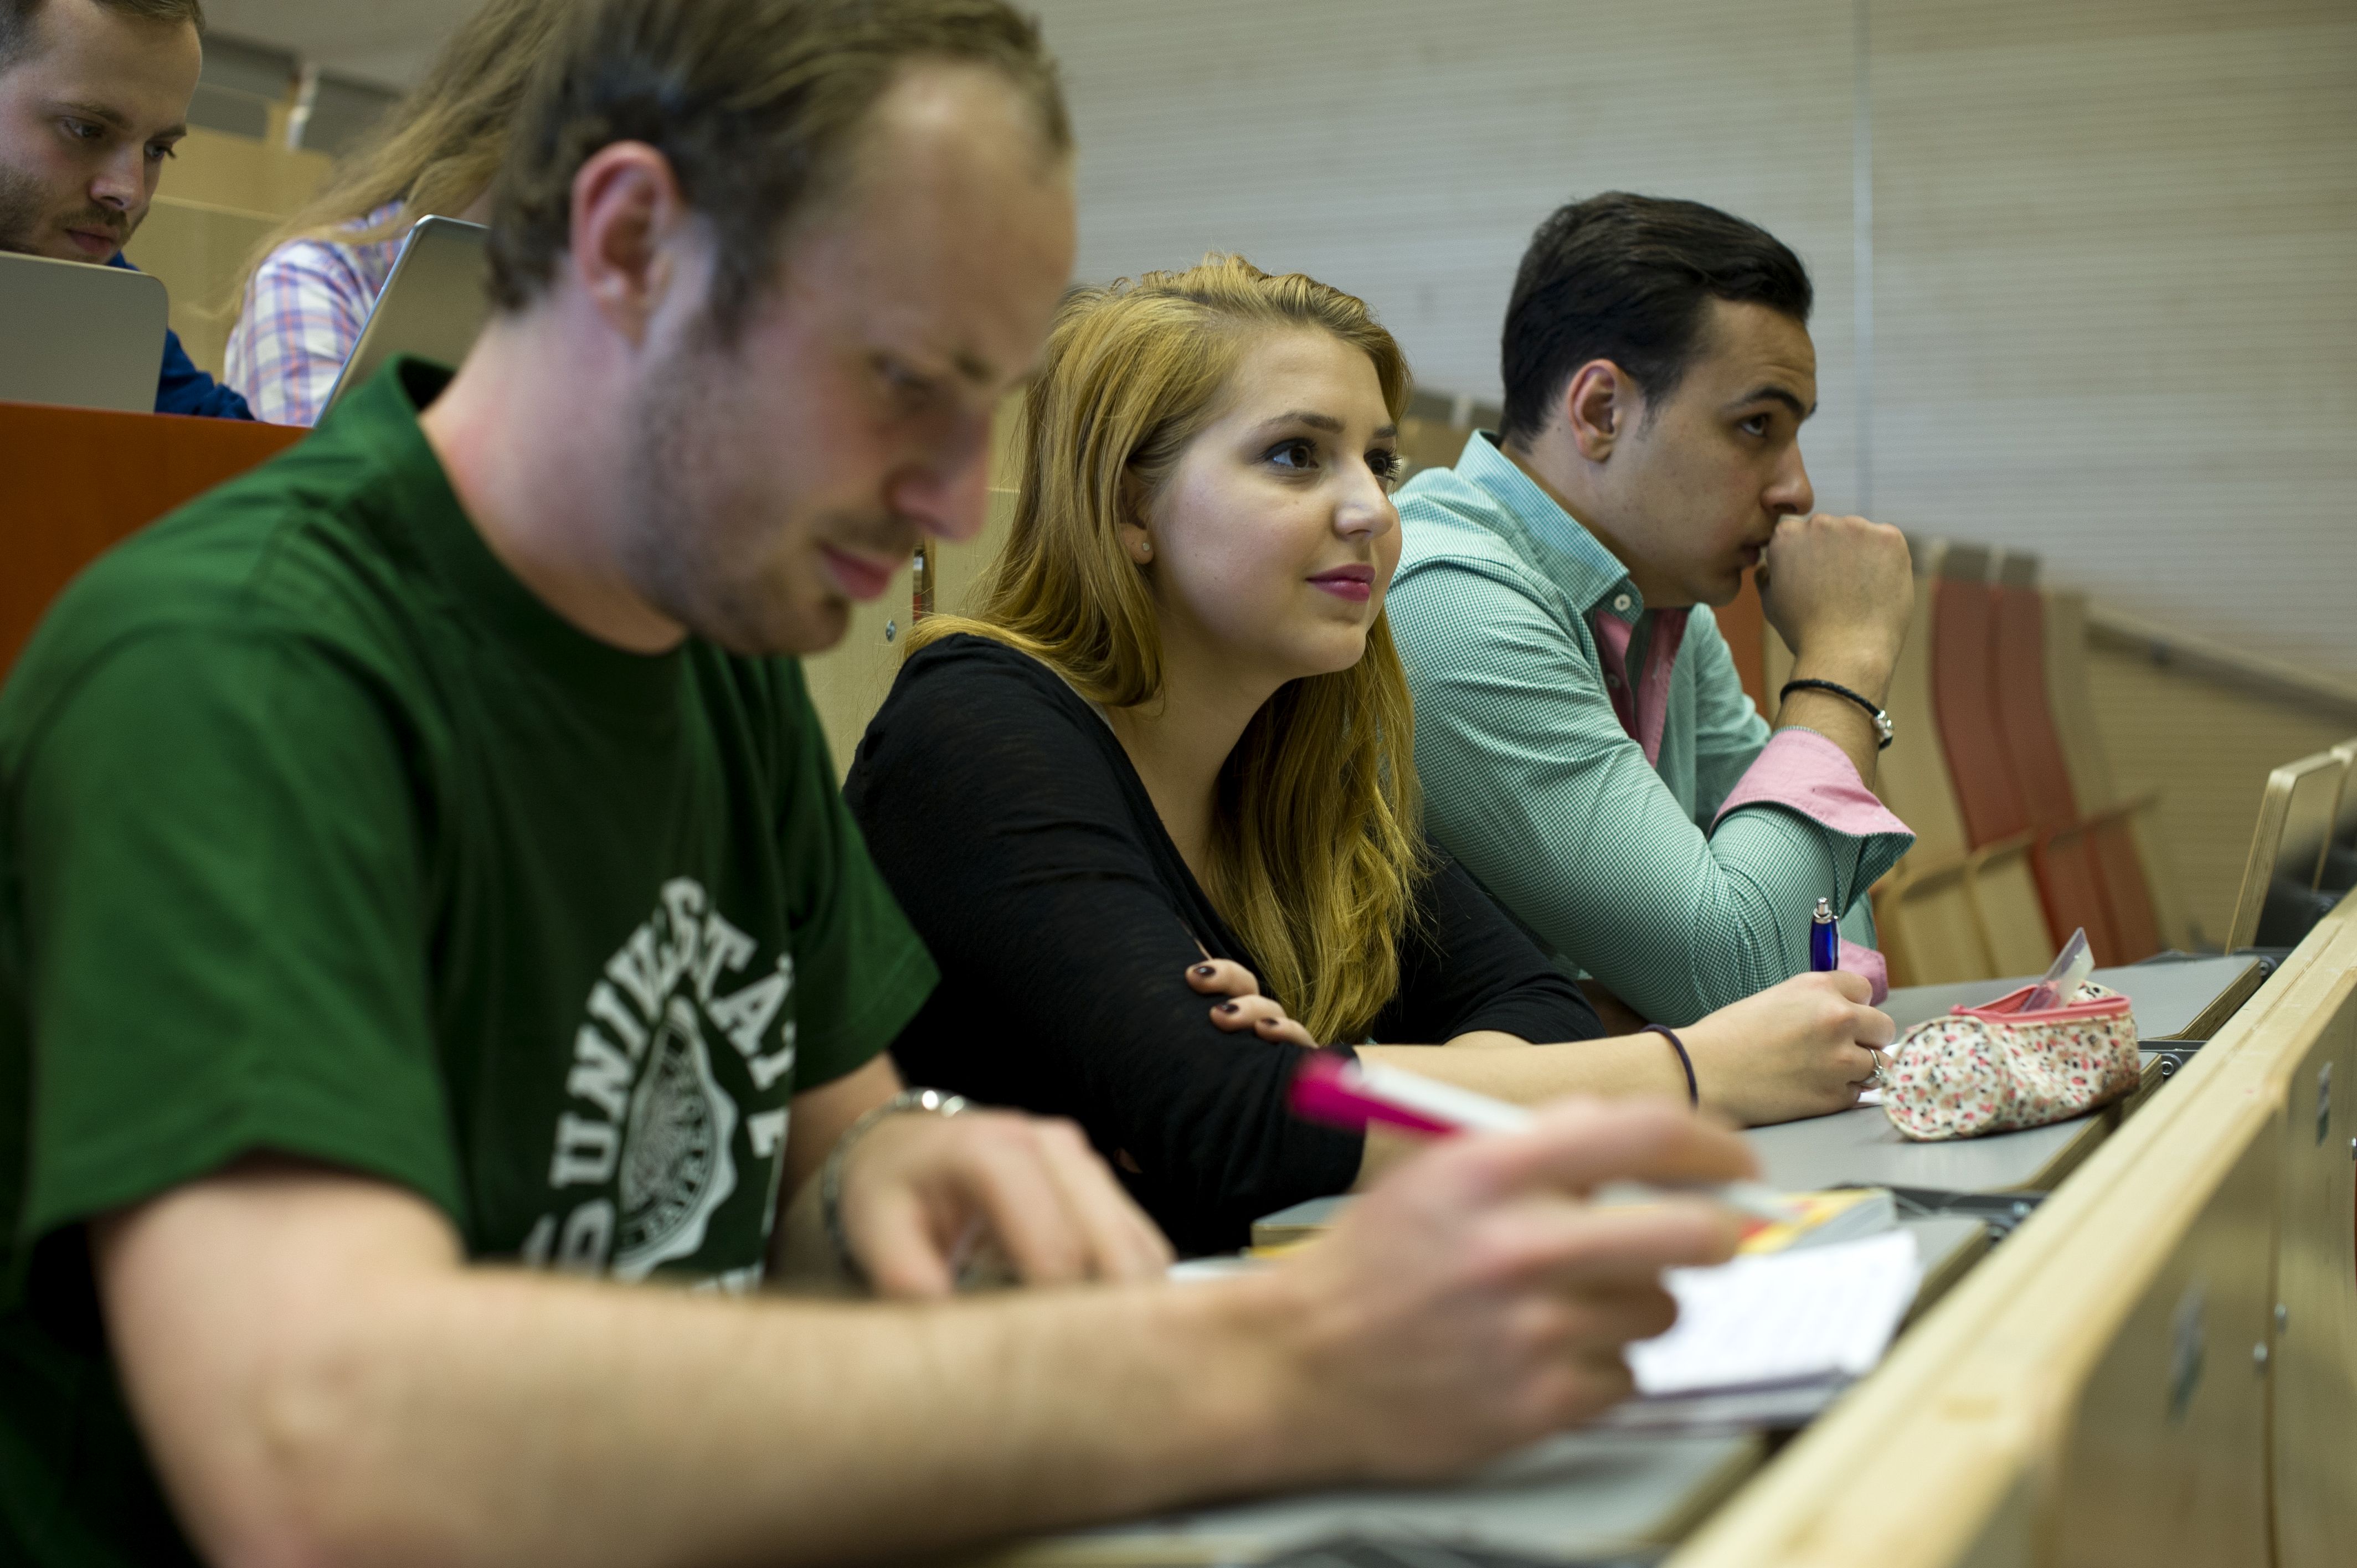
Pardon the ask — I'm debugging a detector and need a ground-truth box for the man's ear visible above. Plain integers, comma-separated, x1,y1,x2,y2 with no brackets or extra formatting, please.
565,142,691,348
1561,360,1639,464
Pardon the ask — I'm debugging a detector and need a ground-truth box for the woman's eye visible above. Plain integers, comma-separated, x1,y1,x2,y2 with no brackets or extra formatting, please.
1368,450,1405,488
1267,439,1317,472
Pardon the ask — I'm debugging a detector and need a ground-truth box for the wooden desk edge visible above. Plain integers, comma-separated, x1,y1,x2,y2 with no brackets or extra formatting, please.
965,1434,1768,1568
1665,907,2345,1568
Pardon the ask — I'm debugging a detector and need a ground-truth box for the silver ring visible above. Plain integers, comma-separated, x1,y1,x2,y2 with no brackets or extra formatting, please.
1867,1047,1886,1086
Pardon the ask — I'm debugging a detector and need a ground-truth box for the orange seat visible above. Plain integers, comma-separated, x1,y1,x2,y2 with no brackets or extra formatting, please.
1989,559,2156,962
1930,548,2118,963
1930,549,2033,852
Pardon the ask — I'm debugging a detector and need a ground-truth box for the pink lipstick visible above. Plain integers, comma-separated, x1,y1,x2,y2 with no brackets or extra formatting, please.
1308,563,1375,603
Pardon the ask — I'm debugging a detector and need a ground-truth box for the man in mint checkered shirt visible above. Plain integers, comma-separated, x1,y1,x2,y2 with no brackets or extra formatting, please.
1390,193,1917,1030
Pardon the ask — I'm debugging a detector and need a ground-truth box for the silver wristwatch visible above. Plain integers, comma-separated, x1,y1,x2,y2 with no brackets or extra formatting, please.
819,1086,967,1286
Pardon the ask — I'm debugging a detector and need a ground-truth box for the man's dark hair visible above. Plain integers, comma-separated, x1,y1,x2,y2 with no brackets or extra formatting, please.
0,0,204,72
487,0,1069,333
1497,192,1812,447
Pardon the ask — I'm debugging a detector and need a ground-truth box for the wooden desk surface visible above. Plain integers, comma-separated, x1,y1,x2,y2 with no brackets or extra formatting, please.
1748,953,2265,1196
989,1430,1764,1567
1669,915,2345,1568
1016,1218,1985,1567
1880,952,2265,1041
1170,956,2272,1566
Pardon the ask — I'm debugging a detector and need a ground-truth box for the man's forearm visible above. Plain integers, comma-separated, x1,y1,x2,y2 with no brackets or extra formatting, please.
338,1277,1305,1566
100,1168,1316,1568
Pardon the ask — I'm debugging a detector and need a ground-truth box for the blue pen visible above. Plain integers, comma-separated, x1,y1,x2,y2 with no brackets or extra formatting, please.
1809,896,1840,973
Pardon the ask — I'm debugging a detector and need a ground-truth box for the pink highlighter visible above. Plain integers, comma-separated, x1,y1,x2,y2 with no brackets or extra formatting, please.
1288,1052,1800,1226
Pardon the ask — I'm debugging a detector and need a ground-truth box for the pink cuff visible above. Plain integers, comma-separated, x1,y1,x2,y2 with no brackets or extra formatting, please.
1712,727,1913,840
1840,938,1890,1005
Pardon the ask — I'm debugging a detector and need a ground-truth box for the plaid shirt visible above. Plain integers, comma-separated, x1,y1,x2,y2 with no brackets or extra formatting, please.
224,201,408,427
1388,432,1915,1027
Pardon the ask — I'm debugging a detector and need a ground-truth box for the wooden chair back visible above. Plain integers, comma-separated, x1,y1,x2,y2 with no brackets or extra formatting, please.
1930,545,2036,850
2226,750,2351,952
2320,737,2357,895
1864,537,2049,982
1910,545,2054,975
1990,554,2132,962
2043,588,2178,951
1,402,305,680
1871,558,1993,982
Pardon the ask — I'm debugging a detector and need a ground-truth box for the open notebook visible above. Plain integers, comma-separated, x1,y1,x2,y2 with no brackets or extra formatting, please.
1193,1208,1923,1434
1599,1229,1923,1432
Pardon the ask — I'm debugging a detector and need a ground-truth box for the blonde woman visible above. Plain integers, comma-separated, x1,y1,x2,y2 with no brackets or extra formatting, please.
843,256,1891,1253
222,0,568,424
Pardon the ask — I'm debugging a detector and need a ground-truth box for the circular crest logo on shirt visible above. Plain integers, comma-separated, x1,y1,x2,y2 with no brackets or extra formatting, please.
611,996,739,1280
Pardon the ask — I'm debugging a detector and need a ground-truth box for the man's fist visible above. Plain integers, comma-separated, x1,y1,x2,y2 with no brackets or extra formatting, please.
1757,513,1912,692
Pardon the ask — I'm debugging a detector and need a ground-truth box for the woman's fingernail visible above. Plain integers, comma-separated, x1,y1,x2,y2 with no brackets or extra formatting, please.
1192,963,1215,977
1218,1001,1240,1014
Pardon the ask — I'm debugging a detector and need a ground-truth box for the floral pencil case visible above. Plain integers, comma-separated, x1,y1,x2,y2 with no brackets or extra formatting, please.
1882,982,2140,1142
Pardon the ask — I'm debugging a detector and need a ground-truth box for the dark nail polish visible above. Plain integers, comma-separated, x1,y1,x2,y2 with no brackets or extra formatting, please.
1193,963,1215,977
1218,1001,1240,1014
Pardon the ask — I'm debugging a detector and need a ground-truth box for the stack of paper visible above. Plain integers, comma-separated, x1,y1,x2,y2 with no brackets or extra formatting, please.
1601,1230,1923,1433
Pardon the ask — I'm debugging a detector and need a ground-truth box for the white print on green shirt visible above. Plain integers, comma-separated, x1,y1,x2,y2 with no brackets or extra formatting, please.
517,876,796,1283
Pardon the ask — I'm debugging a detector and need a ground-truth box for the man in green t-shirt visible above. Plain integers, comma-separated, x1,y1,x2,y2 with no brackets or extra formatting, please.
0,2,1765,1564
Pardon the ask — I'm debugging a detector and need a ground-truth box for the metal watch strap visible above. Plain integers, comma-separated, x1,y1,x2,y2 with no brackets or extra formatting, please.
820,1086,967,1287
1779,677,1894,750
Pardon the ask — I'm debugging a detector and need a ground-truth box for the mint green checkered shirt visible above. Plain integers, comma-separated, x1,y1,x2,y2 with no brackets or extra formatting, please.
1388,433,1914,1027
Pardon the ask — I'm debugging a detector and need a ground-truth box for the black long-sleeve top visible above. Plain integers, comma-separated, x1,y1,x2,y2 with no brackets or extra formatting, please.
843,634,1601,1253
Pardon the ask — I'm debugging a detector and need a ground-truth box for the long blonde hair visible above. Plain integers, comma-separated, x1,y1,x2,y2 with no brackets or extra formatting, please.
233,0,572,312
913,255,1427,1044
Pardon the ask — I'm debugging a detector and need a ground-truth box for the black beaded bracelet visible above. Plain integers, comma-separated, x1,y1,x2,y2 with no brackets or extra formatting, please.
1778,677,1893,750
1641,1024,1700,1107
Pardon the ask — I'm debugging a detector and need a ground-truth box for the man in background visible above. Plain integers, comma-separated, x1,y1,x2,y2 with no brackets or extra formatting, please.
0,0,252,417
0,4,1754,1564
1389,193,1917,1030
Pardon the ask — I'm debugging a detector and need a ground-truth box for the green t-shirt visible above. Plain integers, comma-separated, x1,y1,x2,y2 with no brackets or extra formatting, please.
0,359,938,1564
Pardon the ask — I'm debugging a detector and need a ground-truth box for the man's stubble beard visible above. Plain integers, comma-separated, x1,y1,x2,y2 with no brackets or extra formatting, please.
0,160,131,259
615,333,914,658
0,161,53,255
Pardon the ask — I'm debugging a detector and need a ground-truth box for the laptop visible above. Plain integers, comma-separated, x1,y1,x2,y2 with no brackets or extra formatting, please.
0,250,168,413
322,215,493,415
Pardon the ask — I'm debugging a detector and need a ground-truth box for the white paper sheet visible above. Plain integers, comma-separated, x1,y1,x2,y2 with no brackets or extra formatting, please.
1628,1230,1922,1397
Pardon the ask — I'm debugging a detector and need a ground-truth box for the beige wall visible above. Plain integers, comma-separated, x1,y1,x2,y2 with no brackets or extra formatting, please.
2085,647,2354,948
120,127,333,379
1031,0,2357,679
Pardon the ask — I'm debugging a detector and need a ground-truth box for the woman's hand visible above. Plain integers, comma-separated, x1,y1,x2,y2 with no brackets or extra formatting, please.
1675,971,1893,1126
1185,958,1320,1049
